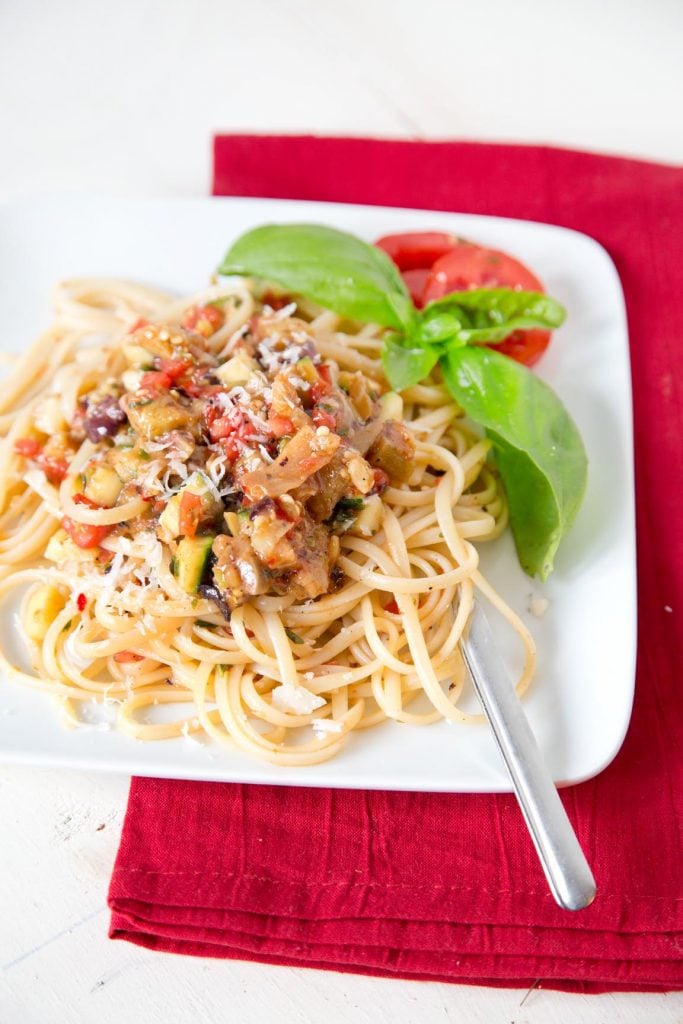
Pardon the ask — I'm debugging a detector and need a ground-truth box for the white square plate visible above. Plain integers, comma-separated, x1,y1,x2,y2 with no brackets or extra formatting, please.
0,195,636,791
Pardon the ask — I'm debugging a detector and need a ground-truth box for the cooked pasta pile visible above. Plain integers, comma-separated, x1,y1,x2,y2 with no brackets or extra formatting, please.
0,276,535,764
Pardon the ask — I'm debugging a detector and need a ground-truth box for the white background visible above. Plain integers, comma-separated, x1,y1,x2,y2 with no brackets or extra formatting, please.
1,1,681,1022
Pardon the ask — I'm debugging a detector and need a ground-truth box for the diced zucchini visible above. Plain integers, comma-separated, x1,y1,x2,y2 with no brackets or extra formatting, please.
224,510,243,537
378,391,403,422
83,463,123,507
349,494,384,537
291,357,319,385
108,446,144,483
215,352,258,387
44,529,96,565
158,472,221,540
176,535,214,594
25,584,67,641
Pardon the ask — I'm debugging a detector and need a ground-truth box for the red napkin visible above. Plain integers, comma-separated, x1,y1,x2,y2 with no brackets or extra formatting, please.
109,137,683,992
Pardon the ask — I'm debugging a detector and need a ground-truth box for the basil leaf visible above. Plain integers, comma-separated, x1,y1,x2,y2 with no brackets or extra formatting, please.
219,224,414,331
382,336,442,391
423,288,565,345
414,311,466,345
441,346,587,579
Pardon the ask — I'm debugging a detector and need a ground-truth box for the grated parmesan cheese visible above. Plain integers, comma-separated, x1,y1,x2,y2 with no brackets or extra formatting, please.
311,718,344,737
528,595,550,618
271,683,326,715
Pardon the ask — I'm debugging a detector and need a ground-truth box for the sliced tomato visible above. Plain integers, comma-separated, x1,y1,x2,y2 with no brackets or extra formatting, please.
422,242,551,366
375,232,460,271
179,491,202,538
400,268,431,308
423,243,545,298
61,516,113,549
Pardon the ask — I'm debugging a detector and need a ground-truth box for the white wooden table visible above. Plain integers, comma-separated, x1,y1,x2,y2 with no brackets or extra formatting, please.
1,1,681,1021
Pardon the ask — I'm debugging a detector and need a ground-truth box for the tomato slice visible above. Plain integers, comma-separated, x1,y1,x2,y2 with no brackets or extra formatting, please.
375,232,460,271
423,243,545,298
422,242,551,366
400,268,431,308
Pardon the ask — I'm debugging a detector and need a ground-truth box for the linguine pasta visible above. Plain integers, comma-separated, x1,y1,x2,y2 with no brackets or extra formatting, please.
0,276,535,765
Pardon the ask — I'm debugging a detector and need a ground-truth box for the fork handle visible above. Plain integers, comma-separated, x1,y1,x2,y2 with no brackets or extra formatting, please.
461,605,597,911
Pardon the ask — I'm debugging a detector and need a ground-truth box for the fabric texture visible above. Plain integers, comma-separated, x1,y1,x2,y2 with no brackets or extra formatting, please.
109,136,683,992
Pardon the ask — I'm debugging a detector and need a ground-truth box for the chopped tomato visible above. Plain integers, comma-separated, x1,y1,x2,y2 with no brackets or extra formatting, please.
371,467,390,495
383,599,400,614
14,438,67,484
37,452,68,484
14,438,42,459
179,491,203,538
422,242,551,366
113,650,144,663
61,516,113,549
73,492,101,509
220,436,243,462
140,370,173,392
310,371,332,405
375,232,460,271
184,378,223,399
76,593,87,612
274,500,296,523
182,305,224,337
268,414,295,438
158,357,193,383
208,415,238,442
312,408,336,430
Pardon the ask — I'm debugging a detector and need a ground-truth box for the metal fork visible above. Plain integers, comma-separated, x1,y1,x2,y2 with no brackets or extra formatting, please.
460,601,597,911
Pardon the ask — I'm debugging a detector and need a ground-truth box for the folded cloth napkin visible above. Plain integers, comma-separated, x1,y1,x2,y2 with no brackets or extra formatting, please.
109,137,683,992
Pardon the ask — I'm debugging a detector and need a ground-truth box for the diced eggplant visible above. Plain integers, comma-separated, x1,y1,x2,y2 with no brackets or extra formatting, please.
366,420,415,483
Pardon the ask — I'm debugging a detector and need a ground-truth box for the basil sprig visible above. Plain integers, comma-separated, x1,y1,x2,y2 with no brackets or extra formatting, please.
219,223,587,579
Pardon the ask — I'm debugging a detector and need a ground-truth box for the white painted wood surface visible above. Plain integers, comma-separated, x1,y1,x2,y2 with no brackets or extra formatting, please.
1,1,681,1020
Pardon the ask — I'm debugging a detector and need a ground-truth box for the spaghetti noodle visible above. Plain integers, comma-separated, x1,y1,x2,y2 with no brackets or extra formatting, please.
0,275,535,765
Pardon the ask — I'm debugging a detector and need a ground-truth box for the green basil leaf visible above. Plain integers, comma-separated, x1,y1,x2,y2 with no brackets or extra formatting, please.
382,336,442,391
219,223,414,331
441,346,587,580
423,288,565,345
414,311,466,345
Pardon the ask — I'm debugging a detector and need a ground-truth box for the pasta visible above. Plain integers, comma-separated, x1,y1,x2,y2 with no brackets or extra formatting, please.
0,274,535,765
